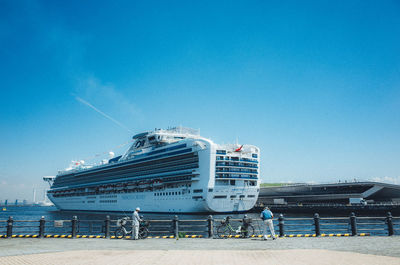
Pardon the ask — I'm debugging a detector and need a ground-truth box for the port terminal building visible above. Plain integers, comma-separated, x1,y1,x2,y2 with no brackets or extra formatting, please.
257,181,400,206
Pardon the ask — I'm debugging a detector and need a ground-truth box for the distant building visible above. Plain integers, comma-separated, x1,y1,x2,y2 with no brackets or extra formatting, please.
257,181,400,206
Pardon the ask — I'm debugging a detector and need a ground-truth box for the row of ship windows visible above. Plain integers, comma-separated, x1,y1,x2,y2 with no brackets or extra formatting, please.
99,195,117,198
215,169,258,173
53,188,181,197
191,195,255,199
216,180,257,186
217,150,258,158
154,191,189,196
216,156,258,163
216,162,258,168
126,144,187,160
121,147,192,165
153,188,203,197
216,174,257,178
145,143,187,156
154,191,257,199
57,193,256,201
213,194,256,199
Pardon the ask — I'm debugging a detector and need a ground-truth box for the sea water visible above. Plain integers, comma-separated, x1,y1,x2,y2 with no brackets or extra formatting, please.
0,206,391,236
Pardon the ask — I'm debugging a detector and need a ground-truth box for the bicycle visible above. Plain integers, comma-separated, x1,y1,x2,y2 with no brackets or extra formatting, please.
114,217,150,239
216,216,255,238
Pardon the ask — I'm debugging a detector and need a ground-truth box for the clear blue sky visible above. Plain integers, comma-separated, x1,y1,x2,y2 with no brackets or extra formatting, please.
1,0,400,202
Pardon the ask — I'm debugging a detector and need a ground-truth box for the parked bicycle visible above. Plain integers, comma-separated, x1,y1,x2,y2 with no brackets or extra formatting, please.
216,216,255,238
114,217,150,239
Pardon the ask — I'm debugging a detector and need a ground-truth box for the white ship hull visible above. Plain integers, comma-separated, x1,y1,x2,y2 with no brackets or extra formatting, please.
49,187,259,213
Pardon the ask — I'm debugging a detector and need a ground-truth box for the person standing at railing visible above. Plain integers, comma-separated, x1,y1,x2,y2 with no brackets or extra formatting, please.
132,207,142,240
260,206,276,240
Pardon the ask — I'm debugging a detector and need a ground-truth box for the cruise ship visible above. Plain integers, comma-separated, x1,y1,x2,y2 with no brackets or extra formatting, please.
45,127,260,213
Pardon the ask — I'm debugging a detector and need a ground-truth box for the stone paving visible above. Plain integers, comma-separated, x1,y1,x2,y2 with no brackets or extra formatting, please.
1,237,400,264
2,249,400,265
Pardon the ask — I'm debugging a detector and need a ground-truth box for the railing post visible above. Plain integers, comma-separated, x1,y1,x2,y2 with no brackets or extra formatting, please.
39,216,45,238
386,212,394,236
350,212,357,236
173,215,179,238
207,215,214,238
6,216,13,238
314,213,320,236
71,216,78,238
278,214,285,237
105,215,110,238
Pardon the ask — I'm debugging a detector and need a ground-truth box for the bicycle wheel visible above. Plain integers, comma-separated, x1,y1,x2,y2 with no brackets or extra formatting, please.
241,225,255,238
114,228,126,237
217,225,231,238
139,227,148,239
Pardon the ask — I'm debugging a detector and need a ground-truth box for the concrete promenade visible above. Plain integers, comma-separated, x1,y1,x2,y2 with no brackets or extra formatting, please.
1,237,400,264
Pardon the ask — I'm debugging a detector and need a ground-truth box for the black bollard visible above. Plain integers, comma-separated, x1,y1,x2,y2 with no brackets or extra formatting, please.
105,215,110,238
207,215,214,238
39,216,45,238
350,212,357,236
6,216,13,238
278,214,285,237
314,213,320,236
173,215,179,238
71,216,78,238
386,212,394,236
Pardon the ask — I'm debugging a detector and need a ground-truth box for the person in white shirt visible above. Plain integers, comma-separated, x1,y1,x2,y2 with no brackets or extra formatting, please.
132,207,142,240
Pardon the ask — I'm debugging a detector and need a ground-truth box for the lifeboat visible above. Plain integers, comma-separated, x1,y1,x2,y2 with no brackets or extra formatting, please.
152,179,163,187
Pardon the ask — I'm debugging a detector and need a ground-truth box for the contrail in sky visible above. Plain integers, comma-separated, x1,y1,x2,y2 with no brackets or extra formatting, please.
75,96,133,133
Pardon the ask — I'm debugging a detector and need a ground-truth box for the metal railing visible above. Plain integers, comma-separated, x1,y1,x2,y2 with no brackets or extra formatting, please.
0,212,398,238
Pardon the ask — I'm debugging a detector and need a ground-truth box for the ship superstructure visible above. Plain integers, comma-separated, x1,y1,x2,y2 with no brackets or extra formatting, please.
46,127,260,213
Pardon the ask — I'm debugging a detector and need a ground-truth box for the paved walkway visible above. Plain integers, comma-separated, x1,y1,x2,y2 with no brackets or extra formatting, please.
1,237,400,264
1,249,400,265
